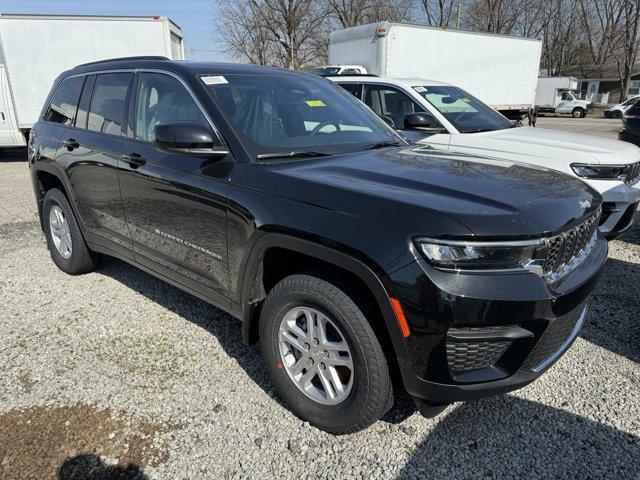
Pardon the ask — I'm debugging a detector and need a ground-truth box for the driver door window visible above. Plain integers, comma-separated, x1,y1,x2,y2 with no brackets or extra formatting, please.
363,85,425,129
135,72,209,142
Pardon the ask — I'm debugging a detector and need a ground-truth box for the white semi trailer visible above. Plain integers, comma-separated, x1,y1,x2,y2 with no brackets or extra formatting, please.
328,21,542,119
0,14,185,148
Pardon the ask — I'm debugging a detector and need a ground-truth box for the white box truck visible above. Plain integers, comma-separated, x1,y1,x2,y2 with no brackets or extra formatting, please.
535,76,592,118
328,21,542,118
0,14,185,148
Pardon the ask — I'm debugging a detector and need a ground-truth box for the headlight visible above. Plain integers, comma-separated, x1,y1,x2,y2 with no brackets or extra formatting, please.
415,238,546,272
571,163,627,180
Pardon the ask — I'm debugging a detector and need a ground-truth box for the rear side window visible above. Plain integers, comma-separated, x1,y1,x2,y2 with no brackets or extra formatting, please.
87,73,133,136
339,83,362,99
43,76,85,125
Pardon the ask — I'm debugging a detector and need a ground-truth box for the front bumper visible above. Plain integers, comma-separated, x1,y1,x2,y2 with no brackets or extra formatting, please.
587,178,640,236
619,128,640,146
388,234,607,405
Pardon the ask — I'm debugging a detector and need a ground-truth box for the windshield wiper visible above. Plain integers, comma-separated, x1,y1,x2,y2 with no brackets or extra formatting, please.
463,128,495,133
358,140,405,151
256,150,332,160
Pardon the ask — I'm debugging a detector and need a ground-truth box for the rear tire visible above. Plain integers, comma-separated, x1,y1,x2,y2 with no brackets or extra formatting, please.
42,188,97,275
612,111,623,119
572,107,586,118
259,274,392,434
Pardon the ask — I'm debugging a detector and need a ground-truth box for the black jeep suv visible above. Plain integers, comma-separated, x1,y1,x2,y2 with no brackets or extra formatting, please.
29,57,607,434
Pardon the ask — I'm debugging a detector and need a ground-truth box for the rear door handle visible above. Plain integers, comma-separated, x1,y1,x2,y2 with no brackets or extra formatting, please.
62,138,79,150
121,153,146,168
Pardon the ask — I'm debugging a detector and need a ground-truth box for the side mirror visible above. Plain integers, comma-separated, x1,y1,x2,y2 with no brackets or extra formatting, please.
154,122,228,158
404,112,441,131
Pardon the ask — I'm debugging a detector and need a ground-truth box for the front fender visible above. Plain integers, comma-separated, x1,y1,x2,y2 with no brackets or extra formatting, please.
238,232,411,364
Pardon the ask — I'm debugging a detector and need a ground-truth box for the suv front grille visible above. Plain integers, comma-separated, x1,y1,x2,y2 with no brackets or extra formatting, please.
542,207,601,282
624,161,640,185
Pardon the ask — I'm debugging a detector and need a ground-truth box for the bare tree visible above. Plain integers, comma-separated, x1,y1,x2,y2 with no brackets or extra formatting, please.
613,0,640,99
325,0,413,29
578,0,640,100
462,0,529,34
539,0,583,75
216,0,329,69
217,0,275,65
419,0,459,28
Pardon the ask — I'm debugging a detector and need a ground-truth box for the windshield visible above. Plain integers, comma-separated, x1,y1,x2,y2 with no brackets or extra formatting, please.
413,86,513,133
308,67,341,77
204,74,403,158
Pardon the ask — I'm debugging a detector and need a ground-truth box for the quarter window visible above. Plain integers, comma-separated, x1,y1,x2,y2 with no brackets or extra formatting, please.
135,73,209,142
363,85,425,129
43,76,85,125
87,73,133,136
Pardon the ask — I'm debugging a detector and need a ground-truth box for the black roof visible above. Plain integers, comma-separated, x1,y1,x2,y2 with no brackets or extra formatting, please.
68,57,303,78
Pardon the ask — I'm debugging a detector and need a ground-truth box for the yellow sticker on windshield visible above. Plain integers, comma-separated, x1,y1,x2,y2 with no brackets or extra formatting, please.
305,100,326,107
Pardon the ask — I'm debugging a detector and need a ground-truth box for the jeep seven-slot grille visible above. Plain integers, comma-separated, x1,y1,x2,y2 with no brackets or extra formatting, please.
542,208,601,277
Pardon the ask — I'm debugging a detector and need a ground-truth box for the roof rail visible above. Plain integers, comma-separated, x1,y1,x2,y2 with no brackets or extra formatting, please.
76,56,170,68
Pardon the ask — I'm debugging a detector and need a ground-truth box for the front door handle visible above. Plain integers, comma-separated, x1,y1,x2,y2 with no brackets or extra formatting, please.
62,138,79,150
121,153,146,168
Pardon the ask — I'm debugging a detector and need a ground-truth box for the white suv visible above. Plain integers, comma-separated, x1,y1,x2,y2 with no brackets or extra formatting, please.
330,75,640,238
604,96,640,119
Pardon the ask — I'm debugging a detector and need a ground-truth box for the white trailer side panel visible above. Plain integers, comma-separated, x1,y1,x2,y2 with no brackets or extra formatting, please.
329,23,383,74
329,22,542,111
384,25,541,109
0,15,184,128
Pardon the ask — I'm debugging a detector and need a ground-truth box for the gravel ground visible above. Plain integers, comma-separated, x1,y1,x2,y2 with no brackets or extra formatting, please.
1,149,639,479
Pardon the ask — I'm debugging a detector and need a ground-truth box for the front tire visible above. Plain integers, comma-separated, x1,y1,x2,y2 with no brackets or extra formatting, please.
42,188,97,275
612,111,623,119
259,274,392,434
572,107,586,118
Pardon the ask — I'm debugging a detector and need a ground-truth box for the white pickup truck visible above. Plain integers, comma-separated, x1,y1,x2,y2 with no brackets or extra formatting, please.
330,75,640,238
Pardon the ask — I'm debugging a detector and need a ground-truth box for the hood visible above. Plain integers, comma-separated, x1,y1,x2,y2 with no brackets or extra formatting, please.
444,126,640,167
267,146,601,237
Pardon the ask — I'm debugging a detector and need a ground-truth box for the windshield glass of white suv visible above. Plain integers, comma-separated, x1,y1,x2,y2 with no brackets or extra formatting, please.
205,74,402,157
413,86,513,133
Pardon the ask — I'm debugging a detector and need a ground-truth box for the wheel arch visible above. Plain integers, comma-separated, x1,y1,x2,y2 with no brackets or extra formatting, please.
33,164,86,234
239,233,411,364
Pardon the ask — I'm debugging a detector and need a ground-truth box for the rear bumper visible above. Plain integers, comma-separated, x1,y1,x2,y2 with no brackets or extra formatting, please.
388,235,607,405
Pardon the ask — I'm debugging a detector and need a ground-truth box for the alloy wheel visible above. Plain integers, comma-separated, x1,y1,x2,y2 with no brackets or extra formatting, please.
49,205,72,259
278,306,354,405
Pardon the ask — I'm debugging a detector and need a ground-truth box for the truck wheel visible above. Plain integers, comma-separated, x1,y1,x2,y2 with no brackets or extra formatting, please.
612,111,622,119
572,107,586,118
42,188,97,275
259,274,392,434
